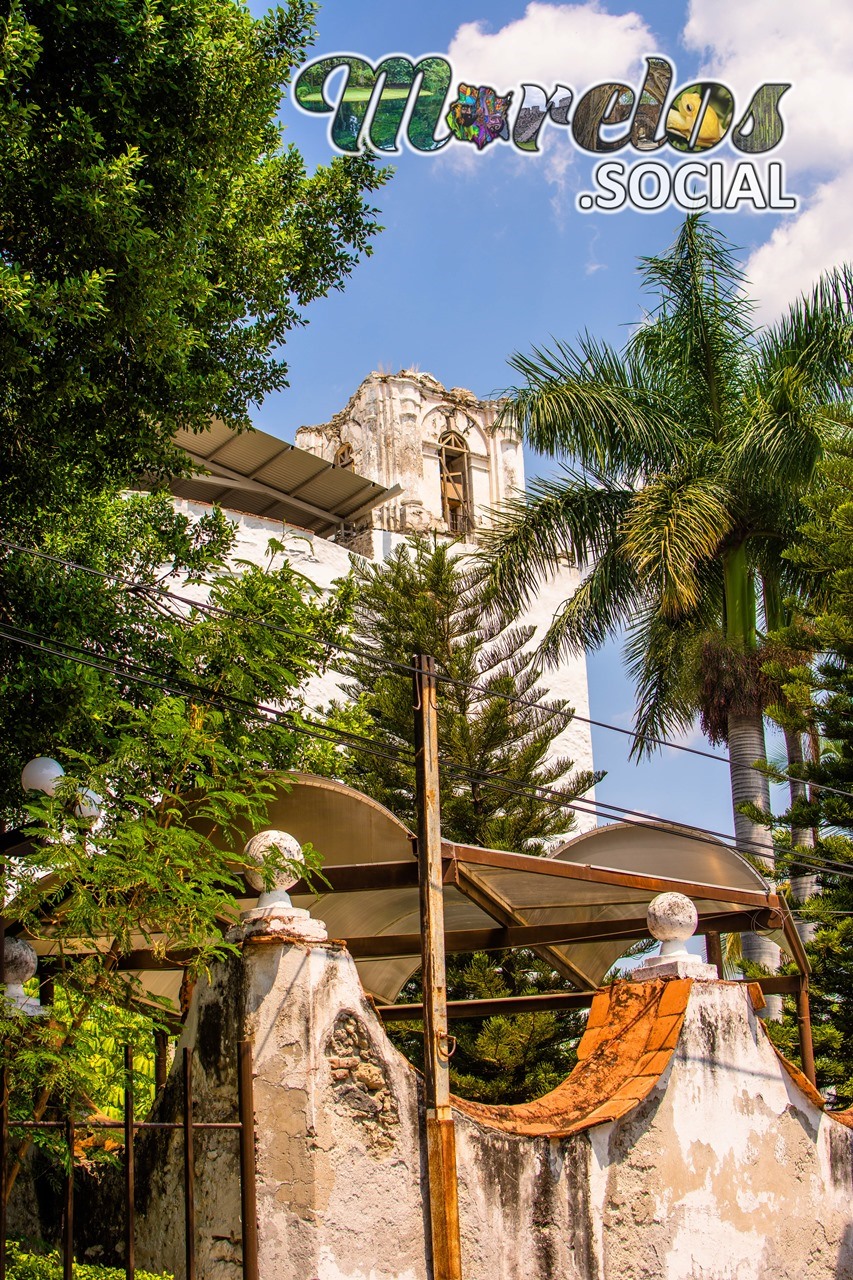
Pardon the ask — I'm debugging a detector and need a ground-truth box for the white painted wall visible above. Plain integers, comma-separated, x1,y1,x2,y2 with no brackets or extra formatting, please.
171,496,597,834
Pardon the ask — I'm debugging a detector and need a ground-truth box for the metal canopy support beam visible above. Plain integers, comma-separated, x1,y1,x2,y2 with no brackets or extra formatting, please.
376,974,804,1023
442,840,781,912
449,862,594,991
413,653,462,1280
345,908,782,960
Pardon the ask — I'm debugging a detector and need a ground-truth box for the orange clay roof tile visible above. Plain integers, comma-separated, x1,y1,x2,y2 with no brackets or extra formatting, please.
452,976,691,1138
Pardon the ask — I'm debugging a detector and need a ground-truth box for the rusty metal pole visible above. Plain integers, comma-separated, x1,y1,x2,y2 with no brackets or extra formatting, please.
797,973,817,1087
63,1113,74,1280
183,1048,196,1280
124,1045,136,1280
154,1032,169,1092
413,653,462,1280
237,1041,259,1280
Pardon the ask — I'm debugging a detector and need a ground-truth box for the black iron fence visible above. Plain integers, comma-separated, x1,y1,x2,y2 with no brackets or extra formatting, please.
0,1041,258,1280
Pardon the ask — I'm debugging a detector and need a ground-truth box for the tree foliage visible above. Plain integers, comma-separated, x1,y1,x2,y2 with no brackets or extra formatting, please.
0,0,387,522
330,535,600,1102
0,489,353,1185
761,448,853,1103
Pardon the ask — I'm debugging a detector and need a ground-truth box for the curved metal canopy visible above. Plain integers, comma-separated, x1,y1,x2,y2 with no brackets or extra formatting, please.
19,774,793,1010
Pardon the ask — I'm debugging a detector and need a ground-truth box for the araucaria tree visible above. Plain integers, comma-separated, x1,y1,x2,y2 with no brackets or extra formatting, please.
0,0,386,524
338,536,599,851
762,447,853,1100
480,216,852,976
333,536,600,1102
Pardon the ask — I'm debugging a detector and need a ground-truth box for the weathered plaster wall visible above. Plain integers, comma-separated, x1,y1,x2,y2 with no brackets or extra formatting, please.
135,937,853,1280
589,983,853,1279
295,370,517,543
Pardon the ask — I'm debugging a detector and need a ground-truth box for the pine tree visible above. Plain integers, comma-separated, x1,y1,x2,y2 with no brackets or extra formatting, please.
763,447,853,1103
331,535,601,1103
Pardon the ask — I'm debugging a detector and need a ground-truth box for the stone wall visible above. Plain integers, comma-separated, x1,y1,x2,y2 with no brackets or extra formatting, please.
295,370,517,546
133,934,853,1280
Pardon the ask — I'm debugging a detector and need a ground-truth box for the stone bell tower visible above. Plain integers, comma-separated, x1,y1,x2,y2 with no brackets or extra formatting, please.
295,369,524,558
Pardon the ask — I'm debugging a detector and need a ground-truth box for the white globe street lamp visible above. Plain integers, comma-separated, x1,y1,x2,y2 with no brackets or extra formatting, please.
20,756,64,796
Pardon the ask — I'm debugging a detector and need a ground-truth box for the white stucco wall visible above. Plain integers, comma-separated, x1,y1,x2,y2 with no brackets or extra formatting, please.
295,370,521,540
170,497,598,833
134,937,853,1280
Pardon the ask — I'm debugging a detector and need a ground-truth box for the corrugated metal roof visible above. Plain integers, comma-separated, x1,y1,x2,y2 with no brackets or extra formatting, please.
168,422,399,537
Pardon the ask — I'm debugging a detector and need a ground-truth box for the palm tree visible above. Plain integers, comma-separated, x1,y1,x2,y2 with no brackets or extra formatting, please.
480,216,852,977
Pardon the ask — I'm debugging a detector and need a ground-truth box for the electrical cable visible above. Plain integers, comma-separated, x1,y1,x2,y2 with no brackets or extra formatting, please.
8,537,844,793
0,625,414,772
438,759,853,883
7,622,853,886
8,612,853,883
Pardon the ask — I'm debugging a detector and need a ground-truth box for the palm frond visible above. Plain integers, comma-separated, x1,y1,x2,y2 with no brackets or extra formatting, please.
540,547,643,664
623,586,719,756
497,333,682,476
477,473,635,616
621,472,732,617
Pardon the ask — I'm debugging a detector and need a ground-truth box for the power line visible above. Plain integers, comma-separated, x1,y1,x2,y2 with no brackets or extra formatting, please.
439,761,853,885
4,535,853,800
0,538,782,773
0,622,754,855
0,625,413,773
7,622,853,886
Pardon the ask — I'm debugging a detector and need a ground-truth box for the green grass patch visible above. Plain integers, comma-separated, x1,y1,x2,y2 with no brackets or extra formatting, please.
7,1244,172,1280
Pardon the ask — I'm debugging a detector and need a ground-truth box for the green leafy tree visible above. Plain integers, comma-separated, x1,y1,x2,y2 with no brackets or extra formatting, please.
759,448,853,1103
0,0,387,523
0,489,353,1196
480,215,852,977
332,535,600,1102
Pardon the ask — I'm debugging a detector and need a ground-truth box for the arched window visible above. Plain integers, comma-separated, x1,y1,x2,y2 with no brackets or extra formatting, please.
335,442,354,471
438,431,472,534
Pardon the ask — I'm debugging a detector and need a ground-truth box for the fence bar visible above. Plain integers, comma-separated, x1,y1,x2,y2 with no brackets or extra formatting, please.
183,1048,196,1280
237,1042,259,1280
0,1068,7,1280
63,1114,74,1280
154,1032,169,1092
1,863,5,1280
124,1046,136,1280
797,974,817,1087
413,653,463,1280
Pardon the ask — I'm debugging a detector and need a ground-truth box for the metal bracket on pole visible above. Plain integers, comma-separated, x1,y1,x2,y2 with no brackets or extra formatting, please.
413,653,463,1280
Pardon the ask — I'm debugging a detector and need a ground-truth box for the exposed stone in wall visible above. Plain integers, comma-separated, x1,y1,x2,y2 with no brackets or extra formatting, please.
324,1011,400,1153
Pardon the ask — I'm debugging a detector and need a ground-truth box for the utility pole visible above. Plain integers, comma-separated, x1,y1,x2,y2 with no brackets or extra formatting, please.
413,653,462,1280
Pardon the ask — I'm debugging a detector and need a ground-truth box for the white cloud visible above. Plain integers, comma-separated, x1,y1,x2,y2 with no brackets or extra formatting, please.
447,1,654,95
443,2,650,203
683,0,853,177
744,168,853,323
682,0,853,311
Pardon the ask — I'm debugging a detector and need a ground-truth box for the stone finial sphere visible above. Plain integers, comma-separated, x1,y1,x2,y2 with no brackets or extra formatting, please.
5,937,38,985
243,830,304,893
646,892,698,943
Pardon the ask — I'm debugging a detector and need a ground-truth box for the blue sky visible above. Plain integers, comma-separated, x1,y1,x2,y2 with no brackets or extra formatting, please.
245,0,853,842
